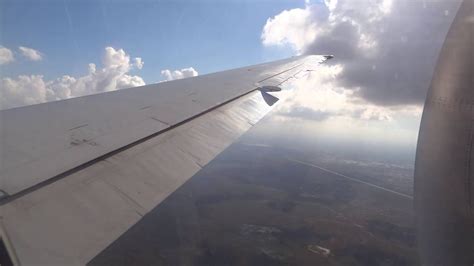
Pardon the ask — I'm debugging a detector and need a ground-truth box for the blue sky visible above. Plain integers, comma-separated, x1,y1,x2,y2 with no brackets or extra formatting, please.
1,0,303,82
0,0,460,150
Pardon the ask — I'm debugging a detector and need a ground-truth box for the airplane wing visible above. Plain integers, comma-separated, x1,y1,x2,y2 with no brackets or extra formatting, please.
0,55,332,265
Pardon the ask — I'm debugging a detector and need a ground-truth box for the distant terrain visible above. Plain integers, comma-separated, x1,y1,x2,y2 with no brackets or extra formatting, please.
91,134,417,266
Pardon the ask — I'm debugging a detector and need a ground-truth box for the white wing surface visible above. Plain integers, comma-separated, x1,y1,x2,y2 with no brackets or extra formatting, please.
0,55,330,265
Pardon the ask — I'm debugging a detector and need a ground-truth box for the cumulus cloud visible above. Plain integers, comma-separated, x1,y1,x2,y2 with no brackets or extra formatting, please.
262,0,461,106
161,67,198,81
0,47,145,110
18,46,43,61
261,6,322,53
1,75,47,107
0,46,14,65
273,65,416,123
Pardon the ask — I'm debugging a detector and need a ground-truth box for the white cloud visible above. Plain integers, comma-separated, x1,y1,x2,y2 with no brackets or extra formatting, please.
269,68,423,151
117,74,146,89
262,0,394,55
18,46,43,61
273,64,422,123
134,57,144,69
161,67,198,81
1,75,47,107
324,0,338,12
261,0,461,105
261,7,320,54
0,47,145,110
0,47,14,65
